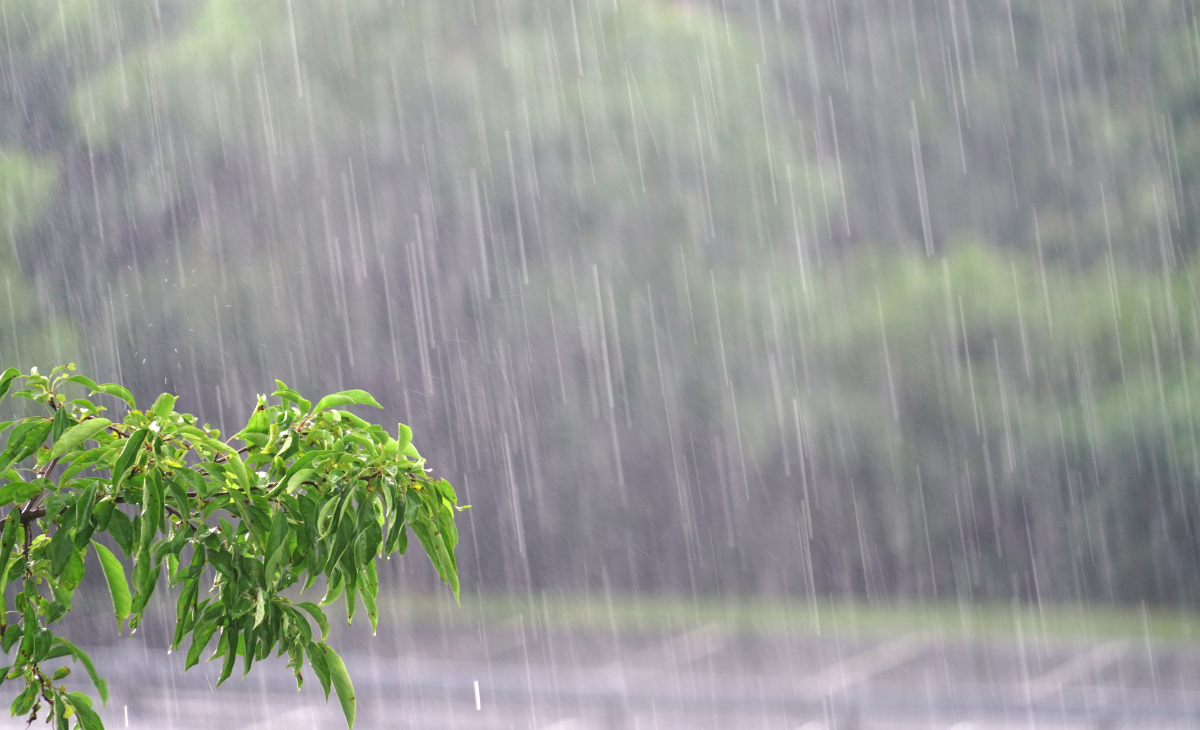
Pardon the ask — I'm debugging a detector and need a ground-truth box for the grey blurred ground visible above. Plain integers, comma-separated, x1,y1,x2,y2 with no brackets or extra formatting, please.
7,604,1200,730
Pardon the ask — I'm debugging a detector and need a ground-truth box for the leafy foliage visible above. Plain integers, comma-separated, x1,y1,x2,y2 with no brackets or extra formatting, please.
0,364,462,729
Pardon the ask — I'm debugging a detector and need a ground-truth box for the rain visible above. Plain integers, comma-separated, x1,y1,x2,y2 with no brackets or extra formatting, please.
1,0,1199,727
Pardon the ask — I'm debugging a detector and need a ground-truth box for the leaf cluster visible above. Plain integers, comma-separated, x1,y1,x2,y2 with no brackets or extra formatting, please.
0,364,462,729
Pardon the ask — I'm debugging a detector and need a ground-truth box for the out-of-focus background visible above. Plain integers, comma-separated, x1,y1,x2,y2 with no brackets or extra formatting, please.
4,0,1200,727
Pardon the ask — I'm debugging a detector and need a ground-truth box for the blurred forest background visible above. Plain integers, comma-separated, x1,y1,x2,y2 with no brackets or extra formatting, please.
2,0,1199,608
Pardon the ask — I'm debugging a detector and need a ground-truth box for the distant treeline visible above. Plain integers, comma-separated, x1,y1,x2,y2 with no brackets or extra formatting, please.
1,0,1198,605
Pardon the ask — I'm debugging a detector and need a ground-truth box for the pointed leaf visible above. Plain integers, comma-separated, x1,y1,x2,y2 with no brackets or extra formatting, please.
314,390,382,413
0,480,42,508
112,428,149,487
63,375,99,391
93,383,135,408
93,542,131,627
150,393,177,417
320,643,357,728
51,407,71,443
65,693,104,730
296,602,331,643
185,620,219,671
307,642,332,700
55,638,108,706
49,418,111,461
0,369,21,401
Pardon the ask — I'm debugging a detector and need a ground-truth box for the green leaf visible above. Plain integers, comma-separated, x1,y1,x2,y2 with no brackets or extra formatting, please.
313,390,382,413
385,510,407,556
60,549,85,591
48,525,74,575
184,620,218,671
48,418,111,462
166,477,191,524
65,692,104,730
0,368,21,400
107,510,133,559
253,590,267,628
139,470,164,556
316,497,340,540
284,468,316,495
0,480,41,508
280,449,339,487
361,559,379,635
216,622,239,686
130,556,160,616
237,406,269,436
1,625,21,653
395,423,413,454
271,382,311,412
307,642,332,700
354,521,382,567
224,451,252,492
93,383,135,408
53,693,67,730
59,447,106,485
63,375,99,391
173,468,209,498
296,602,331,642
112,428,149,487
73,483,99,550
0,511,18,610
150,393,177,417
320,643,357,728
11,682,36,716
264,544,287,586
55,638,108,706
0,419,52,471
93,542,131,628
51,406,72,443
19,597,36,660
242,625,258,676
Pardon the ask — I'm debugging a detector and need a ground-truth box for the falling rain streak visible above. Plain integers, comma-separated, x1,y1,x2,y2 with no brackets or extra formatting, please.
1,0,1200,727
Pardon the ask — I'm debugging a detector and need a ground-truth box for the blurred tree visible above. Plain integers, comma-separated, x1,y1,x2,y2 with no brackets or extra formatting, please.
1,0,1199,607
0,150,71,369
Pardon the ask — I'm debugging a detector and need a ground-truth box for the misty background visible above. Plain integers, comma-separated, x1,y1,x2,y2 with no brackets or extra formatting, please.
2,0,1198,613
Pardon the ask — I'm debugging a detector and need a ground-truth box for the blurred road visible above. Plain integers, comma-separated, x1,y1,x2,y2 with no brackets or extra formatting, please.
11,614,1199,730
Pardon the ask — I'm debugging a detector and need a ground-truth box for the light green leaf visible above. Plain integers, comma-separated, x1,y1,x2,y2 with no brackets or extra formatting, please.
314,390,382,413
63,375,99,391
185,620,218,671
307,643,332,700
150,393,178,417
223,450,251,491
287,468,316,494
297,602,331,642
112,428,148,488
395,423,412,453
55,638,108,706
0,512,19,617
93,541,131,627
320,643,357,729
0,369,21,401
253,589,267,628
279,449,339,489
216,623,239,686
49,418,112,461
66,692,104,730
93,383,135,408
0,480,41,508
51,406,71,443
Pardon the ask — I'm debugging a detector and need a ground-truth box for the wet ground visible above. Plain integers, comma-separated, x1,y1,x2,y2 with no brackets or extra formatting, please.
8,605,1199,730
